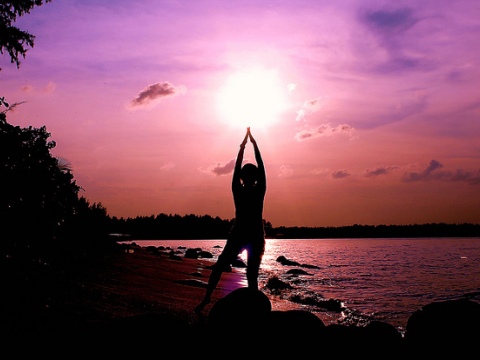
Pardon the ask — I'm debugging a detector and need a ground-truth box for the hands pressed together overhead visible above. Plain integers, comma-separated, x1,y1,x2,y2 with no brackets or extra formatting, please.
241,127,256,148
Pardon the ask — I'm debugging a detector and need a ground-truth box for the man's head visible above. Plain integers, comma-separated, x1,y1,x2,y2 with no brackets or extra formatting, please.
240,163,258,186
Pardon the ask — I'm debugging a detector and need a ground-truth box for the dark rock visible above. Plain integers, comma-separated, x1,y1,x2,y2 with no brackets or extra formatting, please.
404,298,480,354
198,250,213,258
276,255,301,266
265,275,292,291
323,322,404,355
184,248,199,259
300,263,321,269
232,257,247,268
363,320,404,352
323,323,364,343
266,309,325,338
288,294,345,312
145,245,159,254
285,268,311,275
207,287,271,333
365,320,403,341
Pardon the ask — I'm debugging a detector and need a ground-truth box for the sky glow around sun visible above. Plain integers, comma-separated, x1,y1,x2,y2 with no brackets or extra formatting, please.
3,1,480,227
215,68,288,130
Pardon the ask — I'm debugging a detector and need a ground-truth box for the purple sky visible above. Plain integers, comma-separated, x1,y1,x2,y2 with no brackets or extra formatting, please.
2,0,480,227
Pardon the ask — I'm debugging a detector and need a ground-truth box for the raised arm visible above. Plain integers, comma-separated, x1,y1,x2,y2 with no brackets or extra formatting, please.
248,128,266,190
232,129,249,189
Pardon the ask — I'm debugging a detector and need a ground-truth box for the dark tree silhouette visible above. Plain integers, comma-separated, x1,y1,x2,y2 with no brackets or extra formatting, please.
107,214,479,240
0,106,81,244
1,1,115,252
0,0,52,70
60,196,112,244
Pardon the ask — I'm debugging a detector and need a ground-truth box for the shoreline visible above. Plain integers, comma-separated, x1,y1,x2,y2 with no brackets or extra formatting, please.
85,244,307,324
118,243,343,325
3,241,479,355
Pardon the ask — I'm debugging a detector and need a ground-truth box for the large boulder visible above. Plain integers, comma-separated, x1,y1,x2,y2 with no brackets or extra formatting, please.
207,287,271,333
404,298,480,354
265,309,325,339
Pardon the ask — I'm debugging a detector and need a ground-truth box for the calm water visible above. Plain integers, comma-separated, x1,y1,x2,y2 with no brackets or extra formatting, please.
123,237,480,334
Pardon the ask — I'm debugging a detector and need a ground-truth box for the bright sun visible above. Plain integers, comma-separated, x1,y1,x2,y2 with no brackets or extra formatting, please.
216,68,287,130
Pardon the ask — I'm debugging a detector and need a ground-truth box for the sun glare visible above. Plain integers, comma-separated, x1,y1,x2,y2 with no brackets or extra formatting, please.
216,68,287,129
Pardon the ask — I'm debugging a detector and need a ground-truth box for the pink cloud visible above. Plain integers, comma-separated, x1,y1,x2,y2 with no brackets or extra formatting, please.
295,123,356,141
201,159,235,176
129,82,186,109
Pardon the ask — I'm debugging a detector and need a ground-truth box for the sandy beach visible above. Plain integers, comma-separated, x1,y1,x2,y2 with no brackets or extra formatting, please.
74,244,303,324
2,242,301,345
80,245,248,323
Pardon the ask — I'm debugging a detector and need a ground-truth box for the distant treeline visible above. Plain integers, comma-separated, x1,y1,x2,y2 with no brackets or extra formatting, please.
272,222,480,239
108,213,480,239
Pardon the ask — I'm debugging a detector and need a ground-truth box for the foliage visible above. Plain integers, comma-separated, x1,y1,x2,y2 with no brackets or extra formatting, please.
1,1,115,253
108,213,479,240
0,0,52,70
110,213,235,240
0,0,114,251
1,108,118,263
0,96,9,108
0,107,81,244
108,213,274,240
59,196,112,246
272,223,480,239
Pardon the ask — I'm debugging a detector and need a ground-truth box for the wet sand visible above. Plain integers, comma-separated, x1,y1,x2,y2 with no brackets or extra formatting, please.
67,244,303,326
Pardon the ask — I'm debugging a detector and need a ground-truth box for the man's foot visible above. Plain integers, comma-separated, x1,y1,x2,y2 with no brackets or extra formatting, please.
194,299,210,314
